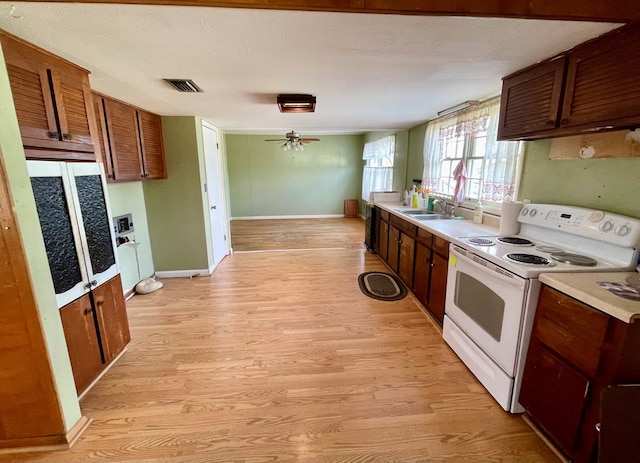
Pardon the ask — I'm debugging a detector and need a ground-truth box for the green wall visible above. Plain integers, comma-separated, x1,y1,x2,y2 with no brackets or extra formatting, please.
520,140,640,219
0,43,80,430
107,182,155,290
143,116,210,272
225,134,364,217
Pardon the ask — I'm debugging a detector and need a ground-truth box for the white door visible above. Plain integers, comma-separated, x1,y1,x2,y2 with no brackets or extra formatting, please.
202,122,228,268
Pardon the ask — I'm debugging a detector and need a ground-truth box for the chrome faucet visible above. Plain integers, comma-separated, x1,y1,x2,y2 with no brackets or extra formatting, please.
433,198,456,217
432,198,446,214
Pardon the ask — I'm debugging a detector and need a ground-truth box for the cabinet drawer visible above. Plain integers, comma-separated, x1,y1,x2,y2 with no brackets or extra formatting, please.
417,228,433,247
432,236,450,258
380,210,389,221
534,285,610,377
389,214,417,237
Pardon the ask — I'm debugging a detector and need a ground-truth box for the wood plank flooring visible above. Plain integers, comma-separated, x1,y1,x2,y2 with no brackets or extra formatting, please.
2,220,560,462
230,218,366,251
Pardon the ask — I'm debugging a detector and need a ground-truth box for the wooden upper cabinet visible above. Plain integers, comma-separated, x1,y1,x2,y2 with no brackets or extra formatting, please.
102,96,144,181
138,110,167,179
95,93,167,182
498,22,640,140
0,31,97,160
497,58,566,140
561,23,640,130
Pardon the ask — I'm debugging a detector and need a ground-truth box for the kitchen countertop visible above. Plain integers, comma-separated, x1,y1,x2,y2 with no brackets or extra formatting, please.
375,202,499,243
539,272,640,323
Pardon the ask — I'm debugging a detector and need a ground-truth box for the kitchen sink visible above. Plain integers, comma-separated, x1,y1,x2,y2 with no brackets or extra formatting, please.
394,209,434,215
413,214,452,220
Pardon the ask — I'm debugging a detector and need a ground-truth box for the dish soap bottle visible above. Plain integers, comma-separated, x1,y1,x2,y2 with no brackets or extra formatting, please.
473,200,484,224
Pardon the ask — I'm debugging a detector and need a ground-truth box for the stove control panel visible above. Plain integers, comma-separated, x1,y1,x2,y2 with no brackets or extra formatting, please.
519,204,640,248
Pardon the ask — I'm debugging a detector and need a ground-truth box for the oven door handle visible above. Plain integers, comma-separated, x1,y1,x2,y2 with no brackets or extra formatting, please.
451,247,525,289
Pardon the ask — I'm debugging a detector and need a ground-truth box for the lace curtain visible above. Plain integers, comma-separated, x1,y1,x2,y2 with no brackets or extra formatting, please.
362,135,395,201
422,98,524,203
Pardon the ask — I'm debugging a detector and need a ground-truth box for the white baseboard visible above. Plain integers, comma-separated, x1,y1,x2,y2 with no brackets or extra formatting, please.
230,214,344,220
155,268,212,278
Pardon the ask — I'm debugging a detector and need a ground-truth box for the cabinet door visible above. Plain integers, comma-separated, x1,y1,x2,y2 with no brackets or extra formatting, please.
91,93,114,180
28,161,89,308
59,294,103,395
413,242,431,305
93,275,130,363
398,233,415,287
1,35,59,146
520,341,590,455
561,23,640,130
428,252,448,323
137,110,167,179
379,220,389,263
103,97,144,181
497,58,566,140
48,65,96,152
374,208,382,252
68,163,118,288
387,225,400,272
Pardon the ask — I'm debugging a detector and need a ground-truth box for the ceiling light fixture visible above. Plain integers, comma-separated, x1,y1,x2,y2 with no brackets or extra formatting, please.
282,139,305,151
277,94,316,113
437,100,480,117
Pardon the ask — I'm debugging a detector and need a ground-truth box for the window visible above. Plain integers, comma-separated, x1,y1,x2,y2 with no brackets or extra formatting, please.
362,135,395,201
423,98,523,209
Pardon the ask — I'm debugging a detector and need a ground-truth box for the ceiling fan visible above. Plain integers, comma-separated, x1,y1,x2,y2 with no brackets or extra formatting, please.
264,131,320,151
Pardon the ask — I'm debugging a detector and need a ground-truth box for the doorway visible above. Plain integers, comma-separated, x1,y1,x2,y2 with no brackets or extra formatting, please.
202,121,229,269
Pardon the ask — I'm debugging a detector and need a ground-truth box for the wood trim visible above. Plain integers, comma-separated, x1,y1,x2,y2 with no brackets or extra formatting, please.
19,0,639,22
0,416,92,454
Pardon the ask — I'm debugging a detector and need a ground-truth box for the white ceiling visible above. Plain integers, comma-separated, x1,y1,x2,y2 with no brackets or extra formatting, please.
0,3,619,135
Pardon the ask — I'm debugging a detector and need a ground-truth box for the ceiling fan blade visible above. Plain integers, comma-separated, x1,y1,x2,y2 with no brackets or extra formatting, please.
300,138,320,143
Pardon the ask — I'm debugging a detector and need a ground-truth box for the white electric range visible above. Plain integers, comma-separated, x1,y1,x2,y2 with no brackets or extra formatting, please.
443,204,640,413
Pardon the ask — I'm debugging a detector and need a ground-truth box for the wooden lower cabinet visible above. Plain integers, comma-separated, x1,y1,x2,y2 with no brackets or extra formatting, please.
60,274,130,395
413,242,431,305
378,211,450,324
388,225,400,272
379,219,389,263
428,252,448,323
93,274,131,363
59,294,103,394
519,285,640,463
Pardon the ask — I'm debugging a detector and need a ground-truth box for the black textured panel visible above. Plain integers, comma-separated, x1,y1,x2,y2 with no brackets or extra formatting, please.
30,177,83,294
75,175,115,274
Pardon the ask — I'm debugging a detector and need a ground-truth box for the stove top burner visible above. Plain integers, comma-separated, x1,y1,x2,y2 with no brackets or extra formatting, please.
536,245,564,253
550,252,598,266
466,238,495,246
497,237,535,246
506,253,552,266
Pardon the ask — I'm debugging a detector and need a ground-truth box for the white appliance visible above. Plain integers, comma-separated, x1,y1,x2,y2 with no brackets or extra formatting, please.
443,204,640,413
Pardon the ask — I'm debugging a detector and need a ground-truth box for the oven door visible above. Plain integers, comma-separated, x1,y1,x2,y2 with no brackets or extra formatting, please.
445,244,529,376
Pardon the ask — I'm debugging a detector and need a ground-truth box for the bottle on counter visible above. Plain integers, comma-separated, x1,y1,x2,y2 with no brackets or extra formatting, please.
426,189,435,211
411,191,419,208
473,200,484,224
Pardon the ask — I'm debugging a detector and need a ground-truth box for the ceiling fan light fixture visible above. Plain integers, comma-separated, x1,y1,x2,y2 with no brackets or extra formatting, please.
277,94,316,113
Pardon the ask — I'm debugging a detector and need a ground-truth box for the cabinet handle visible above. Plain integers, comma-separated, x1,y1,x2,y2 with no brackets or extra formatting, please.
63,133,73,140
560,118,569,125
96,299,104,308
91,280,98,287
144,173,150,178
83,307,92,315
48,131,60,139
140,173,145,178
84,282,93,289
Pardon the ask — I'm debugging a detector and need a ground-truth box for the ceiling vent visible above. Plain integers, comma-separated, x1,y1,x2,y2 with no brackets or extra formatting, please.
164,79,203,93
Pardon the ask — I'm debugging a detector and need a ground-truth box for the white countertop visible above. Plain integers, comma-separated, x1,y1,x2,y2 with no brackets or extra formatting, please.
539,272,640,323
375,202,499,243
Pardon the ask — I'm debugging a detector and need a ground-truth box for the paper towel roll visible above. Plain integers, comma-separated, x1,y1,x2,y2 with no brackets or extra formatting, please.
500,201,524,236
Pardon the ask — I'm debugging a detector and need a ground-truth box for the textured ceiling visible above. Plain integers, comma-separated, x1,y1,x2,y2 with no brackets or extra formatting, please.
0,3,619,135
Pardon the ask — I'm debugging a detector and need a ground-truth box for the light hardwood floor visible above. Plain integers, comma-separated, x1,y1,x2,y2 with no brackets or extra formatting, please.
2,219,560,462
